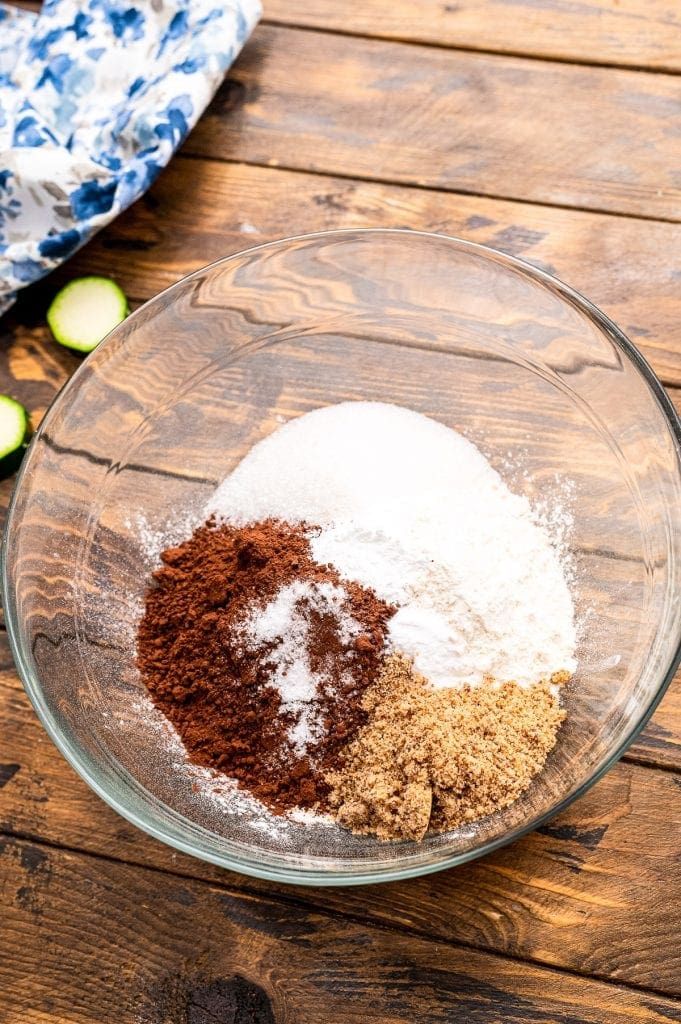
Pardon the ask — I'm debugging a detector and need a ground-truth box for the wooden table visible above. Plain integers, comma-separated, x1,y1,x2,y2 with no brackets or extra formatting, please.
2,3,681,1021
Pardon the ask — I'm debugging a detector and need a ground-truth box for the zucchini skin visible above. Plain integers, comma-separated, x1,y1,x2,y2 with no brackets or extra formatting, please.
0,445,28,478
0,402,32,479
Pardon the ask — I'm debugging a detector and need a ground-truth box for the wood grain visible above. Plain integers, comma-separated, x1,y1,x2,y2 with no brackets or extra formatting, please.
2,835,681,1022
185,26,681,220
2,4,680,1017
628,677,681,770
13,159,681,386
9,0,681,72
1,644,680,995
265,0,681,72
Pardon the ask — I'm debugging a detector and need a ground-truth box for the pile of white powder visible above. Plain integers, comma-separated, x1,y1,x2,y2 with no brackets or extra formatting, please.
207,401,577,689
235,579,362,754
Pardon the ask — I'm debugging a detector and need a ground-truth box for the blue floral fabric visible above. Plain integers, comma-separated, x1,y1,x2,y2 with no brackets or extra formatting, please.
0,0,260,314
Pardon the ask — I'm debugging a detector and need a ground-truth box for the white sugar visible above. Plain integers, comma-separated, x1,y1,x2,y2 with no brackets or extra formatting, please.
235,579,361,752
209,402,577,688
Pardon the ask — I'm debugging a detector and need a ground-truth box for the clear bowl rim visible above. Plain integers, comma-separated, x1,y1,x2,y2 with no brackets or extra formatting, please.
3,227,681,886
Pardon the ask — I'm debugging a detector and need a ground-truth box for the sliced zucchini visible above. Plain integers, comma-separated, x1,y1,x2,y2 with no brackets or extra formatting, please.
0,395,31,477
47,276,129,353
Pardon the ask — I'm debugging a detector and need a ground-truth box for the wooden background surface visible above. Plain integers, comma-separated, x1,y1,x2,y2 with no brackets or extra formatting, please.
2,2,681,1022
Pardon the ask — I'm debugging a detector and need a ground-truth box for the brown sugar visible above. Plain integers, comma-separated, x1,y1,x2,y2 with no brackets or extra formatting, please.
326,654,568,841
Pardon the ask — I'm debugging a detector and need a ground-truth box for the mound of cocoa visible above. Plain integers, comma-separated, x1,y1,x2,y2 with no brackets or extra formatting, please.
136,518,394,814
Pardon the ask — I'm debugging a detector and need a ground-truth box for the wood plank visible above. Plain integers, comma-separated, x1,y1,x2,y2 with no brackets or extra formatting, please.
1,647,680,994
8,0,681,73
3,836,681,1022
14,160,681,385
265,0,681,73
184,26,681,220
629,674,681,770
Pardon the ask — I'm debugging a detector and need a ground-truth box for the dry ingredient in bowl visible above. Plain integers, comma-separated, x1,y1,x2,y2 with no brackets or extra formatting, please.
136,401,577,841
327,654,568,842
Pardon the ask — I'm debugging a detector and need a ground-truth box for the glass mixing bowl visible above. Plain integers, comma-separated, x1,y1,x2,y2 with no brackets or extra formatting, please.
4,230,681,885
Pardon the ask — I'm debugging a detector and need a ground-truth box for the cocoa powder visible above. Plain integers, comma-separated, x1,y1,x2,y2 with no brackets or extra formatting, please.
137,518,394,813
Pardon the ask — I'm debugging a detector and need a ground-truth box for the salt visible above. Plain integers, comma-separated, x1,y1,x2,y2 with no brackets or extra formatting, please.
235,579,362,752
208,402,577,689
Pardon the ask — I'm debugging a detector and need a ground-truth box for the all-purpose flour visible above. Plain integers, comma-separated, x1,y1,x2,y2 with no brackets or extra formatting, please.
208,401,577,688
